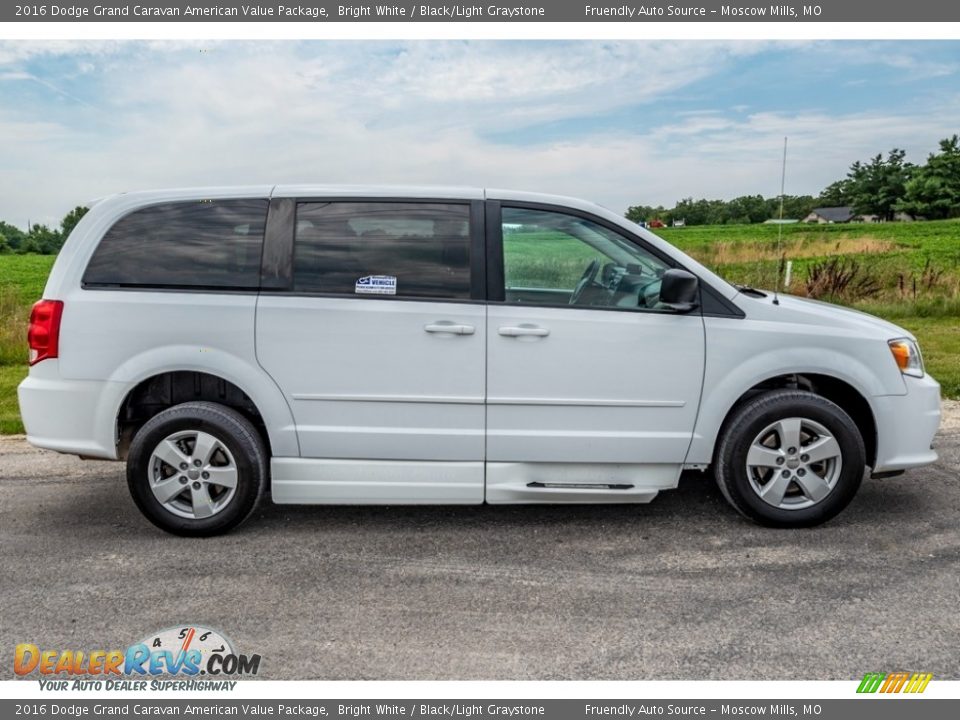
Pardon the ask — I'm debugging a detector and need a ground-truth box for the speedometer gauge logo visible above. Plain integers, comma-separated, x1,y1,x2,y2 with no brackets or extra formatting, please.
135,625,235,673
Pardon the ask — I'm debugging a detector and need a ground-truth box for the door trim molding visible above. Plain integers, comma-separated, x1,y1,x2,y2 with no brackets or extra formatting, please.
290,393,485,404
289,394,683,407
487,397,686,408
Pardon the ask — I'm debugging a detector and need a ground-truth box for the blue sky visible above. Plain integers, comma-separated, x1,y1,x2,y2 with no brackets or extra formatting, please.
1,40,958,226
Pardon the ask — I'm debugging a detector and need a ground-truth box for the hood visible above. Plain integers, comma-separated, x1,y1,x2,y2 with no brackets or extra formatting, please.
736,291,914,341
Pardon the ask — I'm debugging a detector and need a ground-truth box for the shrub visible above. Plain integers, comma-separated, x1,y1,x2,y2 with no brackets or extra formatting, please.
805,258,881,302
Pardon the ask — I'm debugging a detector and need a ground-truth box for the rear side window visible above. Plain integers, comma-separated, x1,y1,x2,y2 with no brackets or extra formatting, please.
293,202,471,299
83,199,269,289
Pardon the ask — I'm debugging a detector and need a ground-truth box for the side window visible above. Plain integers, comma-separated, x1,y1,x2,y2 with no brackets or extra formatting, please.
293,202,471,300
83,199,268,289
502,207,673,310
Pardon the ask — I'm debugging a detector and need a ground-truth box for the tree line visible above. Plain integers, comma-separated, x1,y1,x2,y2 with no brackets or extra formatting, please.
626,133,960,226
2,135,958,251
0,206,88,255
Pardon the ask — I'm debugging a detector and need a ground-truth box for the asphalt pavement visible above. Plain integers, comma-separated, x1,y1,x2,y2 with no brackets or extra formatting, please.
2,402,958,680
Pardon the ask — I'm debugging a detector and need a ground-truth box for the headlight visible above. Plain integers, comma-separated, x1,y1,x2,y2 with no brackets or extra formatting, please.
888,338,924,378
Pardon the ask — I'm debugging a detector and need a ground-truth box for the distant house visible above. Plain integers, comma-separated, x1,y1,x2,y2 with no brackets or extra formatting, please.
803,207,856,224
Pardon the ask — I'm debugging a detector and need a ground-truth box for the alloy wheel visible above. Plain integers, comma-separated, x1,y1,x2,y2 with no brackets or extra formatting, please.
745,417,843,510
147,430,238,519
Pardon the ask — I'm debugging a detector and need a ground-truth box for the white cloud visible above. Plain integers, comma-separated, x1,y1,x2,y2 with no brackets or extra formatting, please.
0,40,125,67
0,40,956,226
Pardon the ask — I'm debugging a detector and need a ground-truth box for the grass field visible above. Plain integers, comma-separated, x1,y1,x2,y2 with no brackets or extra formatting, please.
657,219,960,298
655,220,960,397
1,220,958,434
0,255,54,433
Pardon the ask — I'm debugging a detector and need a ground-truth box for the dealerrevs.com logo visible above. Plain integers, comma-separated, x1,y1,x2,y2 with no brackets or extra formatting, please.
15,626,261,691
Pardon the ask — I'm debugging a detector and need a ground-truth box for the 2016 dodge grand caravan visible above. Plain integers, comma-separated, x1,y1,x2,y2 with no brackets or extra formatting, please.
17,186,942,535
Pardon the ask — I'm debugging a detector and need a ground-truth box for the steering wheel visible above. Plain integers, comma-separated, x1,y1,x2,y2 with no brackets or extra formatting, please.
569,258,602,305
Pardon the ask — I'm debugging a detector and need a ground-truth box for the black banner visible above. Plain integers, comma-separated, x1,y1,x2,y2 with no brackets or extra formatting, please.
4,1,960,23
3,699,960,719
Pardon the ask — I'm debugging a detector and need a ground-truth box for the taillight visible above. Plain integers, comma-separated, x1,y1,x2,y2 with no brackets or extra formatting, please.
27,300,64,365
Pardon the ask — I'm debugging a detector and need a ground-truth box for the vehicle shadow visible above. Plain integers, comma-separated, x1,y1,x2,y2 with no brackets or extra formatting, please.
23,463,934,540
235,468,932,536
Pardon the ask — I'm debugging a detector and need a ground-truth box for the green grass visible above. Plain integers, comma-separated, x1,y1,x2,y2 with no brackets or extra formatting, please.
0,255,56,433
1,255,55,366
886,316,960,399
0,254,56,303
657,217,960,253
658,219,960,302
0,365,26,434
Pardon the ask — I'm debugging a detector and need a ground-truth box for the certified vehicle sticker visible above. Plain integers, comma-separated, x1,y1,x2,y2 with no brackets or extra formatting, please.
355,275,397,295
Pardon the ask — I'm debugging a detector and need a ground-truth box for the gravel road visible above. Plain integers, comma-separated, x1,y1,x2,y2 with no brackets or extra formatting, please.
2,401,958,680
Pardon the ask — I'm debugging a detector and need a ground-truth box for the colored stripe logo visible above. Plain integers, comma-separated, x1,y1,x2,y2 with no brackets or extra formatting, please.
857,672,933,694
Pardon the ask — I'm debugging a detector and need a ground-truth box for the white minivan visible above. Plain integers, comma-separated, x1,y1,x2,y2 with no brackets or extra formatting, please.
18,186,941,535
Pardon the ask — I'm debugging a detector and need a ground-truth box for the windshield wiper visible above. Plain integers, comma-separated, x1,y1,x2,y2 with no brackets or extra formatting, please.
734,284,768,298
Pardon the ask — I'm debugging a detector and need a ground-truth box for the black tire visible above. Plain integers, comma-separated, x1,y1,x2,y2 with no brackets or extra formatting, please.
127,402,267,536
714,390,866,528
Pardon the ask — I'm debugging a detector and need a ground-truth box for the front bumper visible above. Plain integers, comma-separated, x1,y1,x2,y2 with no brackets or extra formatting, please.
871,373,941,473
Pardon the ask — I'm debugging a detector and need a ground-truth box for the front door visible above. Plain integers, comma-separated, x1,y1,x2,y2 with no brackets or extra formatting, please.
257,199,486,503
485,204,706,502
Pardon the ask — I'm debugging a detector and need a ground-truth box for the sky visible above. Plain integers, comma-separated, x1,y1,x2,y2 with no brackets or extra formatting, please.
1,40,959,227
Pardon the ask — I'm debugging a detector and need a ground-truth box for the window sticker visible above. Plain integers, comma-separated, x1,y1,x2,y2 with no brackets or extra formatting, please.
355,275,398,295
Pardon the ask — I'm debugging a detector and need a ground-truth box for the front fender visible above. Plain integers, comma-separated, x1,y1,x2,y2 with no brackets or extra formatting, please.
686,341,890,466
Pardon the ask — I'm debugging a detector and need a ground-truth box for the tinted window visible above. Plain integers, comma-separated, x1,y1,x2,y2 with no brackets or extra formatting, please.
83,199,268,289
502,207,672,311
294,202,471,299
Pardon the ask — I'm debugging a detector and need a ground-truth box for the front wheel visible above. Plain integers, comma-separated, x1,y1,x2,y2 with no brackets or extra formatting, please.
127,402,267,536
714,390,866,527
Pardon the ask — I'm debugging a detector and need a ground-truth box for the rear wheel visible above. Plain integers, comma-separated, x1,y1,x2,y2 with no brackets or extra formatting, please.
714,390,866,527
127,402,266,536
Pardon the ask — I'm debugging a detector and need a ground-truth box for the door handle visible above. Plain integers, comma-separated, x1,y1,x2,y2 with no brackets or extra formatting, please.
424,322,475,336
498,326,550,337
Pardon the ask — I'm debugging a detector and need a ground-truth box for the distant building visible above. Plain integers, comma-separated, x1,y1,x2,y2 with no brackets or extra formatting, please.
803,207,856,224
863,213,923,222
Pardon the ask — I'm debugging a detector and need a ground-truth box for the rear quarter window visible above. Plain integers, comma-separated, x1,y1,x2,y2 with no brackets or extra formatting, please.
82,199,269,289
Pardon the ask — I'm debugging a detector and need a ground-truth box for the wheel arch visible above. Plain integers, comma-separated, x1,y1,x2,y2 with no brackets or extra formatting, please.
708,373,878,469
114,368,297,460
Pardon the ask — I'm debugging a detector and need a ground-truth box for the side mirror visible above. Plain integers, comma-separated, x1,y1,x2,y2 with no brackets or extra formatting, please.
659,269,699,311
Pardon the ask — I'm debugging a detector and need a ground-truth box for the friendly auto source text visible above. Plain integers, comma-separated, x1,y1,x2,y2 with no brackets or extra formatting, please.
584,5,817,17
